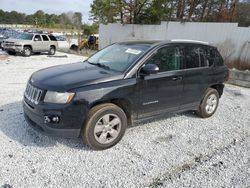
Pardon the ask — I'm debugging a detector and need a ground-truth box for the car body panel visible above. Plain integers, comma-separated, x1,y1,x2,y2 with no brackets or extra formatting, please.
30,62,124,92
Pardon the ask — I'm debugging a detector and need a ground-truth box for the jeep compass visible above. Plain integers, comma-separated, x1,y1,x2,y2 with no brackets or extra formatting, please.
23,40,229,150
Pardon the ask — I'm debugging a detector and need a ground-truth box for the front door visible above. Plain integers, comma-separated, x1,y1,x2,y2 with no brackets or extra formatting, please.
138,45,184,118
33,35,42,52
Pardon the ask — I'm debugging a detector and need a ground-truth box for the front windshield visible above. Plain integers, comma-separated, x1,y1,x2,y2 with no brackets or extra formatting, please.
87,44,149,72
16,33,34,40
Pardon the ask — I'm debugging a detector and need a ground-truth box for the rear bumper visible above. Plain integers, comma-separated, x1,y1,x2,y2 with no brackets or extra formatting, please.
23,100,82,138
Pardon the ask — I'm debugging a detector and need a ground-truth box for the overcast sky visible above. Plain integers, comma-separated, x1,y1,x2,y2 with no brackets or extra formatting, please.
0,0,93,23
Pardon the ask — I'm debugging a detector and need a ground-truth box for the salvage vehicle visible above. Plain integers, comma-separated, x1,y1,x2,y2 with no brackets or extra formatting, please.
3,33,58,56
23,40,229,150
0,28,20,49
0,34,8,49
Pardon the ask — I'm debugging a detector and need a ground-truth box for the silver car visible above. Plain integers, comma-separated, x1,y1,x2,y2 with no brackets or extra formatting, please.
3,33,58,57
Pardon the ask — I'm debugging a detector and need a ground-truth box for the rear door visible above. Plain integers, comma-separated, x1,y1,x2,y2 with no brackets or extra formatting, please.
138,45,185,118
181,44,214,108
41,35,50,51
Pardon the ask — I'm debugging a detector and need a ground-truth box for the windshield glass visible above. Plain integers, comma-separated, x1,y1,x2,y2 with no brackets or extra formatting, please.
16,33,34,40
87,44,149,72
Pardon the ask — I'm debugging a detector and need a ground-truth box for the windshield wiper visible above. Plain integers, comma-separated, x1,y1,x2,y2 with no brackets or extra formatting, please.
88,61,110,70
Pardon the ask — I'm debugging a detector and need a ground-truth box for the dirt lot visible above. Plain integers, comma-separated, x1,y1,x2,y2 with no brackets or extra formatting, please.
0,50,249,188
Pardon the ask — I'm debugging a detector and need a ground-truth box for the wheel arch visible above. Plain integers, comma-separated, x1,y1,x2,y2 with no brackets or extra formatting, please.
88,98,132,125
50,45,56,50
210,83,224,98
23,45,32,51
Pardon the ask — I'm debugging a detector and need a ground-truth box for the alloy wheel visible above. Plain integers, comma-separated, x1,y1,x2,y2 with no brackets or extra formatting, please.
94,114,121,144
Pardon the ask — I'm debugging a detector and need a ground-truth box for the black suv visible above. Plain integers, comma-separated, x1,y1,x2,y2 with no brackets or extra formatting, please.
23,40,229,150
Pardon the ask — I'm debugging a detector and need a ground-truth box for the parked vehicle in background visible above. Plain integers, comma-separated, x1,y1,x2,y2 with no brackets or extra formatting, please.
3,33,58,56
55,35,78,50
70,34,99,51
0,28,20,49
0,34,8,49
23,40,229,150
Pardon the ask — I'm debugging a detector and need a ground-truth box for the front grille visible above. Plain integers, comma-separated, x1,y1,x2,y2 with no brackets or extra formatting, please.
24,83,43,104
4,42,14,47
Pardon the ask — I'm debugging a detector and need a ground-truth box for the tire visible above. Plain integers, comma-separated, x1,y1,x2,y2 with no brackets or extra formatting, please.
48,46,56,55
196,88,219,118
23,47,32,57
6,51,16,55
82,103,127,150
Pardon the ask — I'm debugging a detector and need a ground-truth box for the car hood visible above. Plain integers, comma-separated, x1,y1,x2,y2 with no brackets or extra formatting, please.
4,38,27,43
30,62,124,91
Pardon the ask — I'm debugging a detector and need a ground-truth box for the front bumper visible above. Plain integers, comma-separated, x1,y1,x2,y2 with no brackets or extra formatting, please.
4,46,23,53
23,99,85,138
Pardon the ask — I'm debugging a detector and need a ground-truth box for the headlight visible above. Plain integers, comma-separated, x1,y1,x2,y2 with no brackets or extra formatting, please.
44,91,75,104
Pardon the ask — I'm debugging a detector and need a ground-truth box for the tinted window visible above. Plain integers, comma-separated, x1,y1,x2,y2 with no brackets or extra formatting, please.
145,46,182,72
185,46,208,69
214,49,224,66
34,35,41,41
42,35,49,41
204,47,214,67
48,35,57,41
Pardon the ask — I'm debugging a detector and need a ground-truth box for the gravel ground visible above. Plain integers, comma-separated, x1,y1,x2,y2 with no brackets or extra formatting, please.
0,50,249,188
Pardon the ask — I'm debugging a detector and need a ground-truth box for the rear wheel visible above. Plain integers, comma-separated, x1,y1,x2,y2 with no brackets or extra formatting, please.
82,103,127,150
196,88,219,118
48,46,56,55
23,47,32,57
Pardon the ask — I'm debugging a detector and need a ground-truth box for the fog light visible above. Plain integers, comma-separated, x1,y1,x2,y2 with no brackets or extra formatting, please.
44,115,60,124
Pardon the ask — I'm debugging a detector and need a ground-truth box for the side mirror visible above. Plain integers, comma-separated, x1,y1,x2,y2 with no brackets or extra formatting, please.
34,38,38,41
140,64,159,75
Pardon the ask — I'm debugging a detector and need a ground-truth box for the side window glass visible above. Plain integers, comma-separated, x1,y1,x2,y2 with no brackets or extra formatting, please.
48,35,57,41
34,35,41,41
145,46,181,72
42,35,49,41
204,48,224,67
185,46,206,68
204,48,213,67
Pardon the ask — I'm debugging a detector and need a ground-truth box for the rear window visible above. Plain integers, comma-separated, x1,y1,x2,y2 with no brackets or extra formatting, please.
42,35,49,41
48,35,57,41
185,45,220,69
185,46,207,69
214,49,224,66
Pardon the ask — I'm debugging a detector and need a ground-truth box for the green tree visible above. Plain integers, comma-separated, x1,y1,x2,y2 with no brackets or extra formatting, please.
33,10,46,26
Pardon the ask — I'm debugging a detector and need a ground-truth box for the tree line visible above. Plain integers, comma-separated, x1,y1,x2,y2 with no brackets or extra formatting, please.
90,0,250,26
0,10,83,29
0,9,99,35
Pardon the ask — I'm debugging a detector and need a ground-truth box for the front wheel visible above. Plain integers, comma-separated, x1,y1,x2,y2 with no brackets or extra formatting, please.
196,88,219,118
82,103,127,150
7,51,16,55
23,47,32,57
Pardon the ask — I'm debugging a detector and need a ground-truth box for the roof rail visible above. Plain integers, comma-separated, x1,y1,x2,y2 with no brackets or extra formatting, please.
171,39,209,45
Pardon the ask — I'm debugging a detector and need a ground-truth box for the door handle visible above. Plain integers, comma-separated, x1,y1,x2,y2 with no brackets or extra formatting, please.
172,76,183,81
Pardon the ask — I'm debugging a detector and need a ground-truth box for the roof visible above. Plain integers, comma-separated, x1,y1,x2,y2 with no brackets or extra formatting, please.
118,39,209,45
117,39,211,48
170,39,209,45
